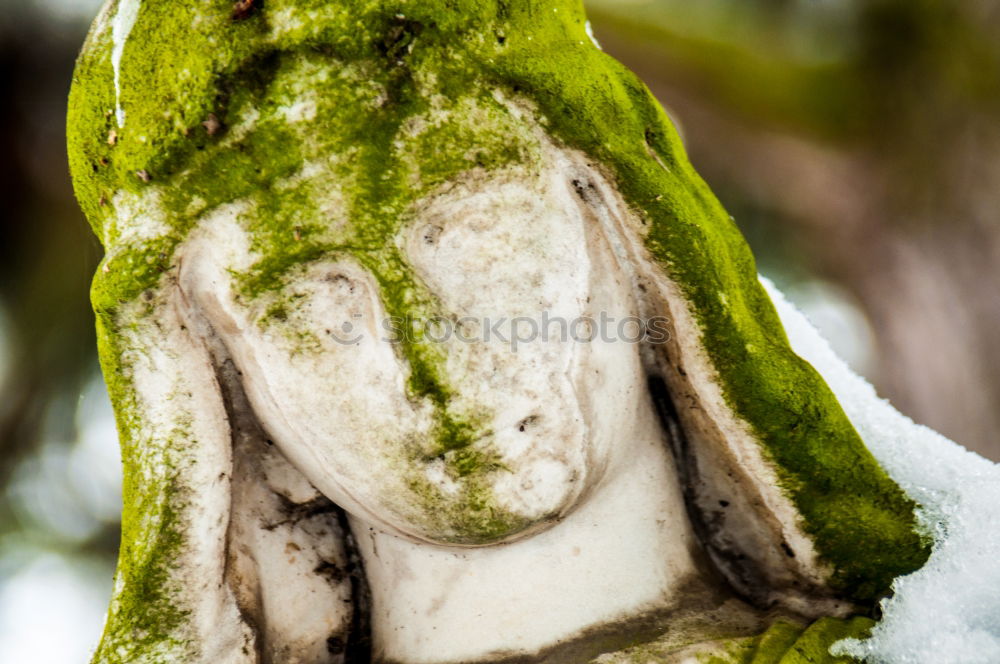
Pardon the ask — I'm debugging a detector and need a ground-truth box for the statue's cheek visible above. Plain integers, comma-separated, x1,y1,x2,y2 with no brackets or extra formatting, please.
180,247,440,535
181,249,588,544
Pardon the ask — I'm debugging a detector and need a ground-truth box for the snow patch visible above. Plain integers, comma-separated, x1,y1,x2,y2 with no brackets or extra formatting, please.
585,21,602,50
761,276,1000,663
111,0,141,127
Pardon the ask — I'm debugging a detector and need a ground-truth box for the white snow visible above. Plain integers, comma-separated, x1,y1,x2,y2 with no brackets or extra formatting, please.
585,21,602,50
111,0,141,128
762,276,1000,664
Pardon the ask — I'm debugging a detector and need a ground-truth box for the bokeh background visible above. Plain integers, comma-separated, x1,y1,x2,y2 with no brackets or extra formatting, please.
1,0,998,661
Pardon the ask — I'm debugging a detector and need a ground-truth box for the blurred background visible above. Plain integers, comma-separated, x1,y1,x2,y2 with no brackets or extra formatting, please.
0,0,998,661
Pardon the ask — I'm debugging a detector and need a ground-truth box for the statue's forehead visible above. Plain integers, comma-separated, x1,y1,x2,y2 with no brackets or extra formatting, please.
96,61,547,307
402,166,597,316
175,145,597,318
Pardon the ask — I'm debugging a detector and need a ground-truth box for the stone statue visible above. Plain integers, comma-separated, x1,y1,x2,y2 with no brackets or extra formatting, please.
68,1,929,662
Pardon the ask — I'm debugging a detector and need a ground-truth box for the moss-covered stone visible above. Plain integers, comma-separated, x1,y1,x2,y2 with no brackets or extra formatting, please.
592,616,870,663
88,312,195,663
766,616,874,663
69,0,930,658
697,617,872,664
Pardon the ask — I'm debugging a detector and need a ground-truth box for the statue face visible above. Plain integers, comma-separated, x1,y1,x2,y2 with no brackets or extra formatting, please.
180,163,651,546
71,3,931,657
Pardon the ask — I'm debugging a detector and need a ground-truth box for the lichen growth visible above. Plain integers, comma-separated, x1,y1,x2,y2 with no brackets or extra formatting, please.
592,616,871,663
402,445,533,545
695,617,873,663
69,0,929,658
89,313,194,663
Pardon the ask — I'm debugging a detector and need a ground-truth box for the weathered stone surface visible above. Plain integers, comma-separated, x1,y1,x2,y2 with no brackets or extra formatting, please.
68,1,928,662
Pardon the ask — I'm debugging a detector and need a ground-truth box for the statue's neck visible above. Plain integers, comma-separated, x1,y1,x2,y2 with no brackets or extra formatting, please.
351,393,727,663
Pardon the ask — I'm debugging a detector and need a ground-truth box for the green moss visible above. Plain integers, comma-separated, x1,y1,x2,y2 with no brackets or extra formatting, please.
261,300,289,324
597,616,868,663
403,452,532,545
89,312,193,663
69,0,929,656
748,622,806,664
698,617,871,664
766,616,873,663
702,636,760,664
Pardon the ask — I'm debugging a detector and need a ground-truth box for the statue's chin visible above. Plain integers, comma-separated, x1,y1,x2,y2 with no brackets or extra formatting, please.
277,426,600,548
379,506,568,548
